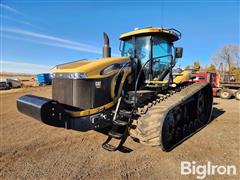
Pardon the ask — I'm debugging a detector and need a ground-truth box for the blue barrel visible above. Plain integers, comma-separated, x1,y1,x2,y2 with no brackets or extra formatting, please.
37,73,52,85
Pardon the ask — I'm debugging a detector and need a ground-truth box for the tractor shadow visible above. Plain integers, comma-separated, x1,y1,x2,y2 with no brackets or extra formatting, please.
209,107,225,122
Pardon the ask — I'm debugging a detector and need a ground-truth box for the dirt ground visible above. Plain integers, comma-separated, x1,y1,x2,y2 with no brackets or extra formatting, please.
0,86,239,180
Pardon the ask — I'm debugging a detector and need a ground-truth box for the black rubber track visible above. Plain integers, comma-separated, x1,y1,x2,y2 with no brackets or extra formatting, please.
130,82,213,151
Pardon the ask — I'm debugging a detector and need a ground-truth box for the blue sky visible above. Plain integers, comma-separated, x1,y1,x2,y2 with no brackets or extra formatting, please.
1,0,239,74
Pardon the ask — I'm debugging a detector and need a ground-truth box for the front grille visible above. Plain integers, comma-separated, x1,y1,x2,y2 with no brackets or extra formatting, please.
52,77,113,110
52,79,73,106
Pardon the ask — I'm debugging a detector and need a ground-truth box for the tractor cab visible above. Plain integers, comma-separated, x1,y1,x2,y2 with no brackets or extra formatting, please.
119,27,183,85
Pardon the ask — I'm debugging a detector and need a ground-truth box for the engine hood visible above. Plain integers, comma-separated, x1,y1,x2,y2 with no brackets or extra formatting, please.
51,56,130,78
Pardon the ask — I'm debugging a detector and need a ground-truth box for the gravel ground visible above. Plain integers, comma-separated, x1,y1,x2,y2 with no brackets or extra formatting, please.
0,86,239,180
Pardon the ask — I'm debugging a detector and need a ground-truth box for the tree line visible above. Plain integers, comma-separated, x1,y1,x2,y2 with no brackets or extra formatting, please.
185,45,240,81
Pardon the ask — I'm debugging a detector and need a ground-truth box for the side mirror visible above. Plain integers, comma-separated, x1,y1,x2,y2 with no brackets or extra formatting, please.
174,47,183,58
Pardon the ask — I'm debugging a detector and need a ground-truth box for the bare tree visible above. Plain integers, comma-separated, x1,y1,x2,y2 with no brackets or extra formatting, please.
185,65,190,70
202,64,217,73
193,60,200,70
211,45,240,72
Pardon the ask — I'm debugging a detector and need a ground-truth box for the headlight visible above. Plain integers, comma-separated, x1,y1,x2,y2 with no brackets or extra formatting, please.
50,73,55,78
72,73,88,79
68,72,88,79
51,73,88,79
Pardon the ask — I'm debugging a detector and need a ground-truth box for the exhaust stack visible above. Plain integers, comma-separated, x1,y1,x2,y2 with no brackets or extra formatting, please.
103,32,111,58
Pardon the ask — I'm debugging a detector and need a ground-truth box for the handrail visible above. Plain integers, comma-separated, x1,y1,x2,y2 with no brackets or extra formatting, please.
113,61,130,97
169,28,182,39
134,54,172,107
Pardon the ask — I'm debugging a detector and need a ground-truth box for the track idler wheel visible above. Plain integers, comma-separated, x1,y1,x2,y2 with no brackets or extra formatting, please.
174,127,182,142
197,93,206,124
193,119,198,130
182,124,189,137
162,113,175,148
174,107,182,124
188,121,194,133
197,93,204,115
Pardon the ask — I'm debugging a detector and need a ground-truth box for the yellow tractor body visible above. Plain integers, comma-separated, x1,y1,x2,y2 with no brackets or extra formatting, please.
17,27,213,151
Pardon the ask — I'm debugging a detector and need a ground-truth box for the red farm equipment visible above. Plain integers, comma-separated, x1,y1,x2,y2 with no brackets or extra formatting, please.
193,72,240,100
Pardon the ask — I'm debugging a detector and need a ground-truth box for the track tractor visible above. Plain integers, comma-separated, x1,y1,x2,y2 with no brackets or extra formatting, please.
17,27,213,151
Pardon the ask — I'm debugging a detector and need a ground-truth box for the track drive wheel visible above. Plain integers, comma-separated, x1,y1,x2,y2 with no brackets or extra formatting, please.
162,113,175,146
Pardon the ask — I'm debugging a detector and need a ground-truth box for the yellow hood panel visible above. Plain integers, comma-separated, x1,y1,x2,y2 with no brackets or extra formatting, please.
51,57,130,78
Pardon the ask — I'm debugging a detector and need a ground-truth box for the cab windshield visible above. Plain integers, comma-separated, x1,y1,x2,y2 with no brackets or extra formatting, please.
122,36,150,63
121,35,172,81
